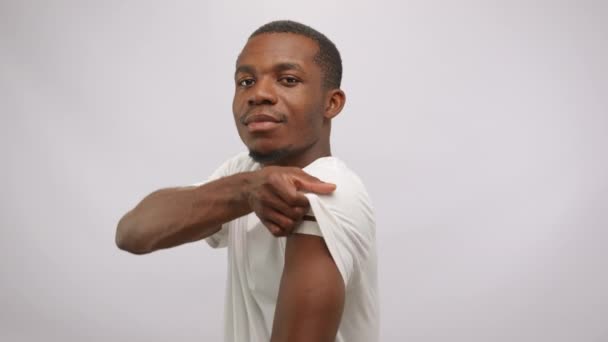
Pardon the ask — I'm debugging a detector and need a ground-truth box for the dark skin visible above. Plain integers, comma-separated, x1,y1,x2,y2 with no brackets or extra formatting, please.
116,32,346,342
234,33,340,169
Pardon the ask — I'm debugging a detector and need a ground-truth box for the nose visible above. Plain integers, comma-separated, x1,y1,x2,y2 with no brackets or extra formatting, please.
247,77,277,106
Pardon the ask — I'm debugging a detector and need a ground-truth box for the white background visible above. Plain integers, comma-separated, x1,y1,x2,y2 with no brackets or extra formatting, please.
1,1,607,341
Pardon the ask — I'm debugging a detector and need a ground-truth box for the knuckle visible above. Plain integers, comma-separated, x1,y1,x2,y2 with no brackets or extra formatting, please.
284,195,298,206
293,196,309,208
284,209,298,220
306,173,320,181
293,206,306,217
281,217,294,228
267,172,282,186
263,222,279,235
289,207,305,219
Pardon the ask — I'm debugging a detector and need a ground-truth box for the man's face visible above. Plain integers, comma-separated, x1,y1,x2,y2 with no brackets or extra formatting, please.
233,33,327,163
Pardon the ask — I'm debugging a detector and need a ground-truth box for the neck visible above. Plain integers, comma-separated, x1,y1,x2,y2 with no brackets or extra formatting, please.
260,138,331,169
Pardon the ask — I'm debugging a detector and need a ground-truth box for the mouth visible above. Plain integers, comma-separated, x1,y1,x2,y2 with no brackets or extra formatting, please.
243,113,283,133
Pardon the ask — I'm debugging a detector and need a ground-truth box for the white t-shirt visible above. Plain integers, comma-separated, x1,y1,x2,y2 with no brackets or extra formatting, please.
200,152,378,342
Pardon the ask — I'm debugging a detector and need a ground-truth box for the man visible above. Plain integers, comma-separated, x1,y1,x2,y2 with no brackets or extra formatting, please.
116,20,378,342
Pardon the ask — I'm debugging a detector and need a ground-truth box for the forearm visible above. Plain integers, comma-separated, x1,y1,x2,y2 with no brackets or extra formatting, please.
116,171,255,254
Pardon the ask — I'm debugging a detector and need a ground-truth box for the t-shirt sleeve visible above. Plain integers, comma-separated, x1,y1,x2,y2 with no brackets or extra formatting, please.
294,166,376,287
294,217,323,237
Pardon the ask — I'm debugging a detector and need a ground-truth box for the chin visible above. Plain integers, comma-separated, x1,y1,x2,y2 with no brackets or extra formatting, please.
248,148,290,164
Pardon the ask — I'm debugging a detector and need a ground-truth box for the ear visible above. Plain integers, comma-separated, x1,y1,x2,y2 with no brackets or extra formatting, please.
323,89,346,120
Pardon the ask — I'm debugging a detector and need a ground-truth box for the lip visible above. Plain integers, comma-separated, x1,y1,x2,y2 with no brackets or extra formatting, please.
243,113,282,125
243,113,283,133
247,120,281,132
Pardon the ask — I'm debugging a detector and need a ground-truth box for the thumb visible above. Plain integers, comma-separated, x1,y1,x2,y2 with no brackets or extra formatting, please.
295,177,336,194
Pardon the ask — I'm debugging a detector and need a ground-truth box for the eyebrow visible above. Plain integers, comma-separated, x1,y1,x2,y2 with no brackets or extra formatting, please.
235,65,256,78
274,62,304,73
234,62,305,78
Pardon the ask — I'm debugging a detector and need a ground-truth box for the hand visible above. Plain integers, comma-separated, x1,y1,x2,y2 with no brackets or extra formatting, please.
247,166,336,237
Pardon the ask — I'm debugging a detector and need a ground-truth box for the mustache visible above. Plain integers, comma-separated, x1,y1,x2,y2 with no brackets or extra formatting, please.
240,109,287,125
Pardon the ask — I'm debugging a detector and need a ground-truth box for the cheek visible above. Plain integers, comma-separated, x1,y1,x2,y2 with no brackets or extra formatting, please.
295,94,324,126
232,94,248,124
304,97,326,128
232,94,240,118
289,107,324,138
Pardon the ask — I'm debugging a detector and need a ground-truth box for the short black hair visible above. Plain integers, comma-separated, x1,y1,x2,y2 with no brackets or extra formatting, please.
249,20,342,90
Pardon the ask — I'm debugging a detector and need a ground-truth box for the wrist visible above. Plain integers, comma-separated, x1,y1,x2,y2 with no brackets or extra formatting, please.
237,170,258,213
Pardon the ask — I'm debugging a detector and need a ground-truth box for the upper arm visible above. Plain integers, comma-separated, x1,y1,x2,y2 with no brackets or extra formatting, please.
270,233,345,342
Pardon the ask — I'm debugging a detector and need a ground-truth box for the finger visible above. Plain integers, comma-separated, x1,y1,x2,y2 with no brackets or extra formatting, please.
265,207,305,236
258,192,308,221
278,205,308,224
262,219,288,237
293,176,336,194
269,176,310,207
291,205,309,219
289,169,337,194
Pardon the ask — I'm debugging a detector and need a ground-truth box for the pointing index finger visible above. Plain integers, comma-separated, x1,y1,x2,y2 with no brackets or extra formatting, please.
292,172,336,194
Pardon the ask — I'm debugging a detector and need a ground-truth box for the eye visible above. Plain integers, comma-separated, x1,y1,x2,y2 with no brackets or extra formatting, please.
238,78,255,87
279,76,301,86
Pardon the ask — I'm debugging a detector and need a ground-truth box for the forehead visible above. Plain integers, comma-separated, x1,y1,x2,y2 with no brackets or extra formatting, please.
237,33,319,69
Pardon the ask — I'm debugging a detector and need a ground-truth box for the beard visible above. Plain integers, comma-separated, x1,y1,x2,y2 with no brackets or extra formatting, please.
248,148,291,164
